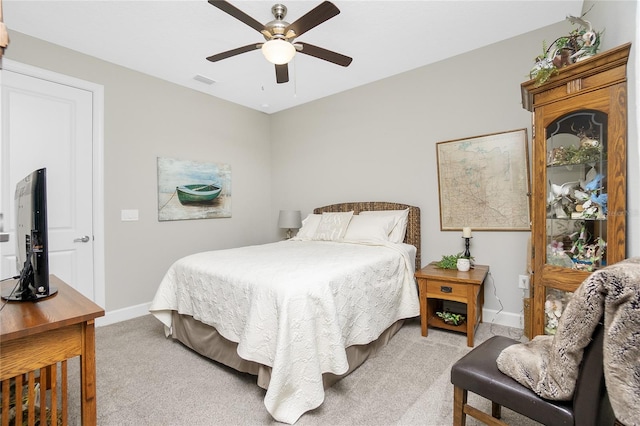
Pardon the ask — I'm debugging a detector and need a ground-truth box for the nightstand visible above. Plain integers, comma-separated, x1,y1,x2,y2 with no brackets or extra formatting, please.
415,262,489,347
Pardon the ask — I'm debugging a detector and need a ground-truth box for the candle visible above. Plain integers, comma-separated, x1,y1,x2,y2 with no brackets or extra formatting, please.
462,227,472,238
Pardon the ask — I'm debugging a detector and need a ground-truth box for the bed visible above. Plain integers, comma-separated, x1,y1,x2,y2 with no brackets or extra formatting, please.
149,202,421,424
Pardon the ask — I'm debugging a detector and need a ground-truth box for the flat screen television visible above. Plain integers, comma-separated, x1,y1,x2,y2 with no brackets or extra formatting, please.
1,168,57,301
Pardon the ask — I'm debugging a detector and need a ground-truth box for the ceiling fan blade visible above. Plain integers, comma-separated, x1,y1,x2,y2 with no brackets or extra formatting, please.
297,42,352,67
208,0,265,33
275,64,289,84
285,1,340,38
206,44,259,62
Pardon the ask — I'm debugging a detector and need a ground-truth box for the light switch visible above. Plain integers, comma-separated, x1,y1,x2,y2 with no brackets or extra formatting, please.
121,209,139,221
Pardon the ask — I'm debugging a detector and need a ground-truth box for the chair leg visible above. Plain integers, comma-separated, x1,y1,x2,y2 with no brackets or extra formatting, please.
491,401,502,419
453,385,467,426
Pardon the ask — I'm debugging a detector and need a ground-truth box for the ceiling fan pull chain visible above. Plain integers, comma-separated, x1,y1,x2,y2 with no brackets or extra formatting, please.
293,55,297,98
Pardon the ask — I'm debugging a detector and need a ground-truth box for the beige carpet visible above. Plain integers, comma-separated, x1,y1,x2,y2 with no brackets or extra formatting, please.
65,315,541,425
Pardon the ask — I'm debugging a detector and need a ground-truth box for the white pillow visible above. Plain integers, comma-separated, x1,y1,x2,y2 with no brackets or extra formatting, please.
313,211,354,241
360,208,410,243
343,214,397,242
295,214,322,240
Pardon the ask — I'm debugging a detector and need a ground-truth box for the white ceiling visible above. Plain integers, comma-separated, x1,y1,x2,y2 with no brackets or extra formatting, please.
4,0,583,114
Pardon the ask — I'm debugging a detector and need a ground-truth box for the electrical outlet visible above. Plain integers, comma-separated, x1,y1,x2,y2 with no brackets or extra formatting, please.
518,274,530,289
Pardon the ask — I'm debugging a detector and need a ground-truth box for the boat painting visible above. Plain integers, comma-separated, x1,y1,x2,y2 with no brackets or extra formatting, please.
176,184,221,204
157,157,231,221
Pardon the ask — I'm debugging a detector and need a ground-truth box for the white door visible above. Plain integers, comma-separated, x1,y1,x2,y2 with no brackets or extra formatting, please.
0,67,95,300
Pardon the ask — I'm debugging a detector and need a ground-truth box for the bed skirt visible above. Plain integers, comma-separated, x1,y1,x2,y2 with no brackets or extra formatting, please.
171,311,404,390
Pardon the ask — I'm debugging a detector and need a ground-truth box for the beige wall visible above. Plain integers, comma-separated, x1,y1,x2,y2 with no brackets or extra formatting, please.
3,1,637,326
5,32,273,312
271,0,638,324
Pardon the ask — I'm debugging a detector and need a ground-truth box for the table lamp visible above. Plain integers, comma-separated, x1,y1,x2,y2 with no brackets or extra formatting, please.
278,210,302,239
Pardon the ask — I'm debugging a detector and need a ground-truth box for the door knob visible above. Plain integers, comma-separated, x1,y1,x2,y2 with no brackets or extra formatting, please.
74,235,91,243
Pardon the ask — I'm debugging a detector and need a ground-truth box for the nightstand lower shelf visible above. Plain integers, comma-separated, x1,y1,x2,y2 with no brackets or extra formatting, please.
427,314,467,333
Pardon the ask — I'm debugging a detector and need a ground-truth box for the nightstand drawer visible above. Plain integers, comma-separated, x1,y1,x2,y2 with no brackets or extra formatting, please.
425,280,467,298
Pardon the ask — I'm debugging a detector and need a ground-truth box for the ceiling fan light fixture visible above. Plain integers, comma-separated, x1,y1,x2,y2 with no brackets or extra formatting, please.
261,39,296,65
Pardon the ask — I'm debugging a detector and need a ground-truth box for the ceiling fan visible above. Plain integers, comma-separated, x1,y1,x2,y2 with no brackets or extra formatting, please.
206,0,352,84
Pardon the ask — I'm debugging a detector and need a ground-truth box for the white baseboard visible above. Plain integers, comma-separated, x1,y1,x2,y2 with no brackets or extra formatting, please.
482,307,523,329
96,302,151,327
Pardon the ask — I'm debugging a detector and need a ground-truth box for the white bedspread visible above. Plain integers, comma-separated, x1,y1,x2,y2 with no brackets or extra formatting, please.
149,239,419,424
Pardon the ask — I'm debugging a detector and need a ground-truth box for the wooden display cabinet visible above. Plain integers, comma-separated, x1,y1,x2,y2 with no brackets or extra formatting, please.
521,43,630,336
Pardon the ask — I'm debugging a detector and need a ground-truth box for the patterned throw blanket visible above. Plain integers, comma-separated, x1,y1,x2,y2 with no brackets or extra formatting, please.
496,257,640,426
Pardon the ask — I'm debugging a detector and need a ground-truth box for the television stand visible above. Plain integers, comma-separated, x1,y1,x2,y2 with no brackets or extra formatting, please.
0,275,104,424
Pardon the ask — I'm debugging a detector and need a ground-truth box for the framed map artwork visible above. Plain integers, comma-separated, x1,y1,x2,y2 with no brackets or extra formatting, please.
436,128,531,231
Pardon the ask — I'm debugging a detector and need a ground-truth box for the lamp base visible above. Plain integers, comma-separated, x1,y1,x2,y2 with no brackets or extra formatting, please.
463,237,472,259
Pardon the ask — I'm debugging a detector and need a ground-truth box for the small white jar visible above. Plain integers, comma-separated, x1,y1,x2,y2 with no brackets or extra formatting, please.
457,258,471,272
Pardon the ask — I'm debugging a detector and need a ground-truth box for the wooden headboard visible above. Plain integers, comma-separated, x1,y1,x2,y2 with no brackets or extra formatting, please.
313,202,421,270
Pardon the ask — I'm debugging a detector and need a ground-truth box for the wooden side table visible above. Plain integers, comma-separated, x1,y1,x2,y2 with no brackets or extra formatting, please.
415,262,489,347
1,275,104,425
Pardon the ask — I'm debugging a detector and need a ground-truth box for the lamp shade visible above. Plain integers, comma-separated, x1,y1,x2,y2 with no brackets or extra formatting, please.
278,210,302,229
261,39,296,65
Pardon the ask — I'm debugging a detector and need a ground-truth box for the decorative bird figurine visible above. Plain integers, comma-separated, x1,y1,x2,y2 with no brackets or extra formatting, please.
584,173,604,191
590,193,608,215
566,14,600,61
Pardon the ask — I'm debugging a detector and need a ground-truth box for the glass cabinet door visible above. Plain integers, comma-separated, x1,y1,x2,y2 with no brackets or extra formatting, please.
543,110,608,334
545,110,608,272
